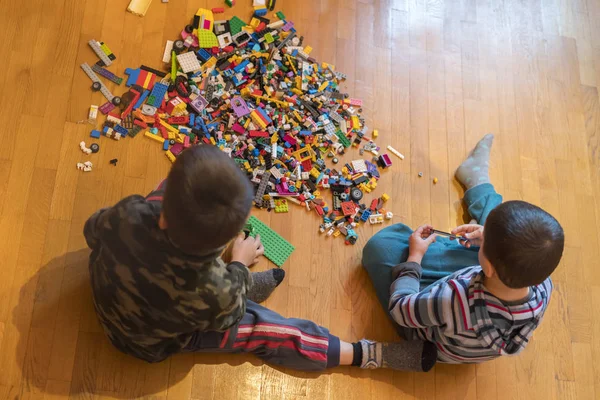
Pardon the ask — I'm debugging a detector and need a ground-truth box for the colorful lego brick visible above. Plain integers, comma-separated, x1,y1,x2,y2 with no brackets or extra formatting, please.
197,29,219,48
194,8,215,31
134,90,150,109
99,101,115,114
145,131,165,143
274,199,289,213
124,67,140,87
276,11,286,20
162,140,170,150
165,150,176,163
91,64,123,85
88,40,112,66
147,82,169,108
81,63,115,102
90,130,101,139
245,216,295,267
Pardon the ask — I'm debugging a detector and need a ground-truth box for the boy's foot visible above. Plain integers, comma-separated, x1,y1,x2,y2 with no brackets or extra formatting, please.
247,269,285,303
357,339,437,372
455,134,494,189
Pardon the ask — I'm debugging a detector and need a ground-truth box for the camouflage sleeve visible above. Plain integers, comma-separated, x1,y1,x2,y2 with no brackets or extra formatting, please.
83,207,111,249
200,259,252,331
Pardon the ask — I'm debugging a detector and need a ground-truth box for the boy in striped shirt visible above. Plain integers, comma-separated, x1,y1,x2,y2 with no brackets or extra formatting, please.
362,134,564,364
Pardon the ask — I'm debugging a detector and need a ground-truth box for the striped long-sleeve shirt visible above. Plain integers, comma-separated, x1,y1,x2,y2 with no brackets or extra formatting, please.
389,263,552,363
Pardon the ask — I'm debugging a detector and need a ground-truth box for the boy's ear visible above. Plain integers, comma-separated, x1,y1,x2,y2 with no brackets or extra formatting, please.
159,213,168,229
479,250,496,278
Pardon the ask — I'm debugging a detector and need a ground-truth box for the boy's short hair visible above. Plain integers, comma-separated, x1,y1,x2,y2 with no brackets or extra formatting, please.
483,201,564,288
162,145,253,254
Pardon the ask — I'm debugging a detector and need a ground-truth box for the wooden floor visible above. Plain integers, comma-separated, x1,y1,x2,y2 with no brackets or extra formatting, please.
0,0,599,398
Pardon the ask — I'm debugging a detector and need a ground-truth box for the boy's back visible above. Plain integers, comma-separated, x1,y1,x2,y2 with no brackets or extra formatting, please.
84,180,249,362
392,265,552,363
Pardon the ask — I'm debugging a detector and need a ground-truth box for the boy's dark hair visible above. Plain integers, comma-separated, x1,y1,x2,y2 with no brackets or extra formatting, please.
162,145,253,254
483,201,564,288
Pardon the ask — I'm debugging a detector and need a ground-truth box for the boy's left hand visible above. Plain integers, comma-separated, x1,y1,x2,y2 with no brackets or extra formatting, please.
407,225,437,264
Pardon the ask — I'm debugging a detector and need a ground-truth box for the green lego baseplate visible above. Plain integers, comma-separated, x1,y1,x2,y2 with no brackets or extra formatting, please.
229,16,247,36
245,216,294,267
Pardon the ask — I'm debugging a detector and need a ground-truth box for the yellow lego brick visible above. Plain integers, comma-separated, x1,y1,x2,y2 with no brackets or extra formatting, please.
244,118,251,129
318,81,329,92
224,134,232,141
304,45,313,54
145,131,165,143
250,17,261,28
168,131,176,140
291,88,303,96
310,168,320,178
372,129,379,138
381,193,390,202
176,134,185,144
165,150,176,163
333,230,341,238
271,133,279,143
210,137,216,145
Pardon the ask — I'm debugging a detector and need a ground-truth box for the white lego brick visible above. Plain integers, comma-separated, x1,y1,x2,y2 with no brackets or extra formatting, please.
162,40,174,63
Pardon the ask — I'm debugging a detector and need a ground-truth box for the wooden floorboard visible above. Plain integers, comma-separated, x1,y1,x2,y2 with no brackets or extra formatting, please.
0,0,599,398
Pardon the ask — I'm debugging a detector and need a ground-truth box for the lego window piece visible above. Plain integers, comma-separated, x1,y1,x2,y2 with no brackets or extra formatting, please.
177,52,201,73
217,32,233,48
245,216,294,267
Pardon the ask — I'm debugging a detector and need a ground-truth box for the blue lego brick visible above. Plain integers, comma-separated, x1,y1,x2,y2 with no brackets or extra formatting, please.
189,113,195,126
163,140,170,151
124,68,140,87
256,107,272,124
234,60,250,73
197,49,211,62
147,82,169,108
90,129,101,139
113,124,128,135
134,90,150,109
360,209,371,222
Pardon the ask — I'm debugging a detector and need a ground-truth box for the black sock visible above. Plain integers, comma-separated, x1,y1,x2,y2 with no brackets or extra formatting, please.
351,342,363,366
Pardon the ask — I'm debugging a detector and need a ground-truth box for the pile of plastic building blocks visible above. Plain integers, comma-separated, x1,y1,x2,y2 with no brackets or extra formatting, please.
80,8,398,245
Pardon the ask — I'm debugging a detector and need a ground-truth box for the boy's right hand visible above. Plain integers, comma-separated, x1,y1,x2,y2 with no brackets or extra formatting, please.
451,224,484,248
231,234,265,267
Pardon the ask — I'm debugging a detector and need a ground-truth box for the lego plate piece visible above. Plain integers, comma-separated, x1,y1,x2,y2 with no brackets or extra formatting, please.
245,216,295,267
176,52,201,73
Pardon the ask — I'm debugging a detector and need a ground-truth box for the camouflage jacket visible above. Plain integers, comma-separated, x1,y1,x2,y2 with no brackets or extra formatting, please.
83,180,251,363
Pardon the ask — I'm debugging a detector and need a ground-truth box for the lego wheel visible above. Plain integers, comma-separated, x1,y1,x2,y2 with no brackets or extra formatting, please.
91,82,102,91
112,96,122,106
350,188,363,201
90,143,100,153
174,40,186,53
184,24,194,34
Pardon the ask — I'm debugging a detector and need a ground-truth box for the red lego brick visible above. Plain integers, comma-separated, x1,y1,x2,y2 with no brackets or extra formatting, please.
370,199,378,211
167,116,190,125
249,130,269,138
134,119,148,128
341,201,355,216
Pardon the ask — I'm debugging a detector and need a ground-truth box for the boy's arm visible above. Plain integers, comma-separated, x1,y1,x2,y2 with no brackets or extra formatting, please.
207,259,252,331
388,261,449,328
83,207,111,249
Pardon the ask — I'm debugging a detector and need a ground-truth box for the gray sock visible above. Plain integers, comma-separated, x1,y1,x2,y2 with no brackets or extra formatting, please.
247,269,285,303
455,133,495,189
359,339,437,372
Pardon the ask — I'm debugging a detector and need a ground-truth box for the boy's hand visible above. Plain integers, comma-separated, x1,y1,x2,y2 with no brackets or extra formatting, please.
231,234,265,267
451,224,484,248
407,225,437,264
